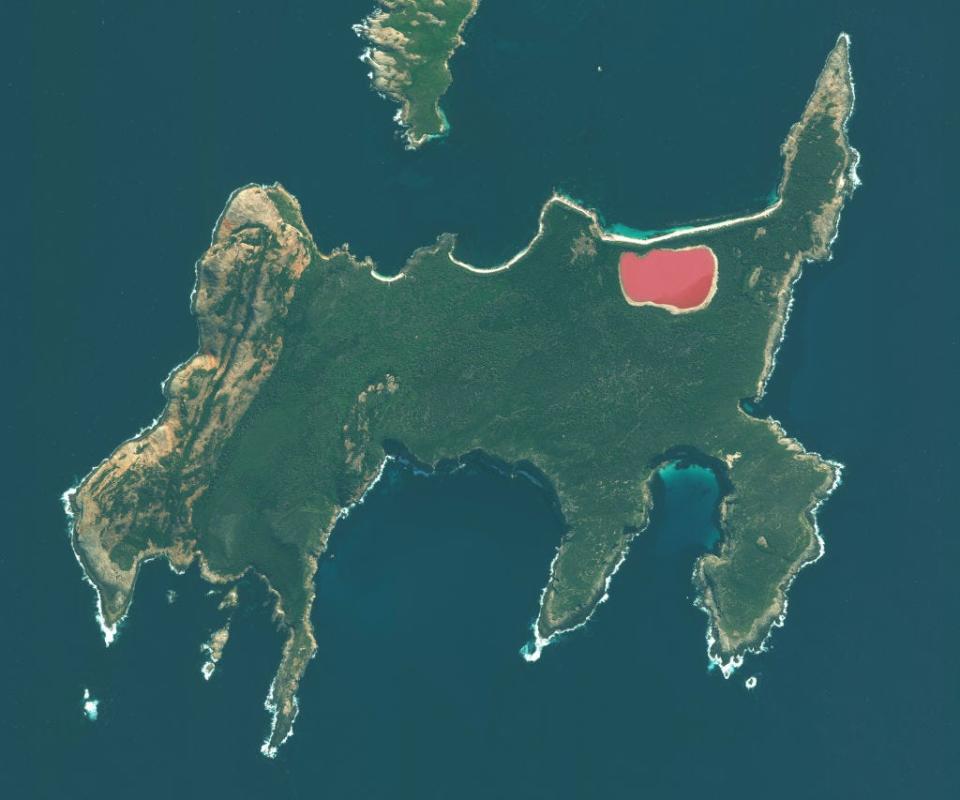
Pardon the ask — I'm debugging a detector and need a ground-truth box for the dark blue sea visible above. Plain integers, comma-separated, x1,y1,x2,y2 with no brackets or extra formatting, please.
9,1,958,796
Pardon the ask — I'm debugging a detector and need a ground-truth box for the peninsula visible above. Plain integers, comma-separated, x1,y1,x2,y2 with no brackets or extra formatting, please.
354,0,480,148
65,35,859,756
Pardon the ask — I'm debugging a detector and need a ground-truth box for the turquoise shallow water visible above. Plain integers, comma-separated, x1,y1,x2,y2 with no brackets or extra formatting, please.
607,222,695,240
653,462,722,554
8,0,959,797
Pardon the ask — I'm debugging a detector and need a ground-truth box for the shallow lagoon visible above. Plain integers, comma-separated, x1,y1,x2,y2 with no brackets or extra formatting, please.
653,462,722,554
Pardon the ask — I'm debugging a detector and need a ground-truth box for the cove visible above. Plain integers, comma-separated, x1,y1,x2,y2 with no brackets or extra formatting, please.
650,461,723,556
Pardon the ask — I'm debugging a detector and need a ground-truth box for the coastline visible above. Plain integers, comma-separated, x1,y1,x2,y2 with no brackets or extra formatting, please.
63,182,327,758
694,32,860,674
522,525,637,663
259,453,395,758
60,182,300,646
447,191,781,275
519,32,859,668
756,30,861,400
523,479,655,661
696,450,843,677
69,135,857,683
65,31,860,753
354,0,481,150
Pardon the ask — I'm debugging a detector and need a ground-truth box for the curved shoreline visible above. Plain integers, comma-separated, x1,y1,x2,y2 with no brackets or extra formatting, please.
447,192,781,276
64,31,860,757
697,452,844,677
61,183,272,646
697,32,860,675
521,32,859,669
259,453,394,759
521,535,635,663
365,191,780,287
354,0,481,150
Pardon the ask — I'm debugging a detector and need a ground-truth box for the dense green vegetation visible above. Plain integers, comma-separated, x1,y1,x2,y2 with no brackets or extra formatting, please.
194,97,852,650
76,35,855,755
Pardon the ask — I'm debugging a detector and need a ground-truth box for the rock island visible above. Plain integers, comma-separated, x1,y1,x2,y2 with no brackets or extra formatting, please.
354,0,480,148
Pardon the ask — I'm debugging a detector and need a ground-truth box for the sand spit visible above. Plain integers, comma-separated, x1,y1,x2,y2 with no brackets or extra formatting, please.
447,192,781,276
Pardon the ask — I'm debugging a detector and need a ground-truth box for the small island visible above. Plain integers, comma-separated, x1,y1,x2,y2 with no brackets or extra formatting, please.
65,35,858,756
354,0,480,148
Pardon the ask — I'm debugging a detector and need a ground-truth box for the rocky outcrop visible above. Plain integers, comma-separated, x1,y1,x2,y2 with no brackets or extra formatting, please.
67,184,312,630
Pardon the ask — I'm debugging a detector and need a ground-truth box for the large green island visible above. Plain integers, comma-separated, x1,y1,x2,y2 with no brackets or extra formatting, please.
65,35,859,756
354,0,480,148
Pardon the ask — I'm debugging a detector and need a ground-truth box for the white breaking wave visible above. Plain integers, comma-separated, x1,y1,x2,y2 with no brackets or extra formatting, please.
82,688,99,721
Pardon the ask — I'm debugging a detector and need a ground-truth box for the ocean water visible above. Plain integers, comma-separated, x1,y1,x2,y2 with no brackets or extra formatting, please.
10,0,959,797
652,462,722,554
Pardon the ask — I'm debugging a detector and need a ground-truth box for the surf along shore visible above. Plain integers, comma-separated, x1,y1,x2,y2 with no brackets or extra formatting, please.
64,32,859,757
